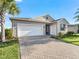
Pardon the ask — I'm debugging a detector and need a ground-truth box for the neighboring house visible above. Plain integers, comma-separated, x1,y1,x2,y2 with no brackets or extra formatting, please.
10,15,75,38
68,24,79,33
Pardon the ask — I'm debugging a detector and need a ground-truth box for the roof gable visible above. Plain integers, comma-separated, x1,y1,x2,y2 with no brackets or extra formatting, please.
42,15,55,21
56,18,69,24
35,15,55,22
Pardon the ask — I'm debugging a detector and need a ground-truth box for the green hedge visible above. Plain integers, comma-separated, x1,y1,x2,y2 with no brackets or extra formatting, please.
66,31,74,35
5,29,13,39
0,29,13,40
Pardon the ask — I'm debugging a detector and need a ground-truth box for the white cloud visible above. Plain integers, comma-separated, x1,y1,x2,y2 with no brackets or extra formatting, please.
15,0,22,2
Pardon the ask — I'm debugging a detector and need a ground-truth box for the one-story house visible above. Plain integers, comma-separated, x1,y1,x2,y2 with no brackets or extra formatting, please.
68,24,79,33
10,15,78,38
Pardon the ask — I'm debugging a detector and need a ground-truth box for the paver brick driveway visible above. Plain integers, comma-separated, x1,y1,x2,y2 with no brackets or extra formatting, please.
19,36,79,59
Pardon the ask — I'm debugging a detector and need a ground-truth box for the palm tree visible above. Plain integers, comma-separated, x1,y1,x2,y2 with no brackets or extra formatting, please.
0,0,20,42
74,8,79,21
74,8,79,33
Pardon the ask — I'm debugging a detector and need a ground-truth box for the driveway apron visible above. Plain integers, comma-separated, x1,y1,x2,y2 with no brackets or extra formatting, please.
19,36,79,59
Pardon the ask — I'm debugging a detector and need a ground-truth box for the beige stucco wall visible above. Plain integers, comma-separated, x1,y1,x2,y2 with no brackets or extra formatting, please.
50,23,57,35
57,19,69,34
68,25,78,33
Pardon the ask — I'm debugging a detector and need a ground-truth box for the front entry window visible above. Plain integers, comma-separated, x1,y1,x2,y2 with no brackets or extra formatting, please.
60,24,66,31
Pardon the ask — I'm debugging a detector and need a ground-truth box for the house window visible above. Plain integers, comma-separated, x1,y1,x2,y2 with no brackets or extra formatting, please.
46,17,48,19
60,24,66,31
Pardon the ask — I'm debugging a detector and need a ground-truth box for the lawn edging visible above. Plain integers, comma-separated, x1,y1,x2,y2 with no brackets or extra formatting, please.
50,34,79,46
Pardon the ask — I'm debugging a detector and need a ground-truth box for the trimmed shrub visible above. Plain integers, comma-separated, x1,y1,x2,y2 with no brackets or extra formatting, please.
5,29,13,39
58,32,64,38
66,31,74,35
0,29,13,41
50,32,64,40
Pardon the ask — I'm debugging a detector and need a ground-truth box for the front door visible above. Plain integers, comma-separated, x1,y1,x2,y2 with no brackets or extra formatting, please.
46,24,50,35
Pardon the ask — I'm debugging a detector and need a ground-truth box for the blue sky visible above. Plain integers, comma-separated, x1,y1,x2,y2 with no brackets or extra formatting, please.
6,0,79,28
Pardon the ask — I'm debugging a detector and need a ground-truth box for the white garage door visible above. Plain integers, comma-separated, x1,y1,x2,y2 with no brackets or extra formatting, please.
17,23,44,37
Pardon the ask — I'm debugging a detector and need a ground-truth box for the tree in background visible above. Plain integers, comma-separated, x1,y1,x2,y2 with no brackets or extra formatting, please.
0,0,20,42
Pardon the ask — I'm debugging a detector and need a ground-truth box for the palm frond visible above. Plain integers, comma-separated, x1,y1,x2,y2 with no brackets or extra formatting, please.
0,0,20,16
8,2,20,16
77,8,79,10
74,15,79,21
74,11,79,14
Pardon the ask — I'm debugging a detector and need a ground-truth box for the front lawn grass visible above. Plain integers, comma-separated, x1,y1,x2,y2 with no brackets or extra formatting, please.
61,34,79,46
0,40,20,59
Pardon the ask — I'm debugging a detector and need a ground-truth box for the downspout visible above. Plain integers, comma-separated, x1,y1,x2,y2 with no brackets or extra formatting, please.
56,22,58,36
16,21,18,38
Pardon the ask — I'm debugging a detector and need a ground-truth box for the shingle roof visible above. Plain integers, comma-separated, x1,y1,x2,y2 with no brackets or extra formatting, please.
10,17,56,24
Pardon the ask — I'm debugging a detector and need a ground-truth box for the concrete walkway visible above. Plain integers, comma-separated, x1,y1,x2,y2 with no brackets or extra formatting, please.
19,36,79,59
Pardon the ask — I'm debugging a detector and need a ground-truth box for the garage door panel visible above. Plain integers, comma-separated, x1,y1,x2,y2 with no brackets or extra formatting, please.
17,23,44,37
